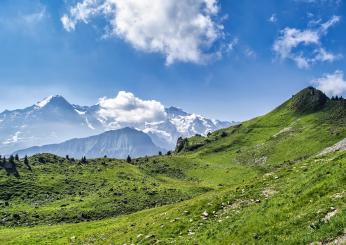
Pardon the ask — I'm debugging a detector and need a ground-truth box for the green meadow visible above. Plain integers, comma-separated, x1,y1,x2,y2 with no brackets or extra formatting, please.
1,87,345,244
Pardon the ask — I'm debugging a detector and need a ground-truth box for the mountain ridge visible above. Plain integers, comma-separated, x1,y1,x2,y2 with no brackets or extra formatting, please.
14,127,164,159
0,94,234,154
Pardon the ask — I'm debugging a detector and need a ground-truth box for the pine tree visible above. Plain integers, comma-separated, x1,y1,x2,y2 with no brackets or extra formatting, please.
158,151,162,156
15,154,19,161
23,155,31,171
126,155,132,163
24,155,29,166
9,155,15,164
81,156,87,163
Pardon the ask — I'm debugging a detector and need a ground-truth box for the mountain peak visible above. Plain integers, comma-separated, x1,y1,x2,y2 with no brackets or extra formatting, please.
290,86,329,114
166,106,189,117
35,95,70,108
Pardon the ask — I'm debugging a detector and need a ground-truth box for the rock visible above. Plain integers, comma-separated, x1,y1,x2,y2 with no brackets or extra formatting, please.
175,137,188,153
262,188,277,198
323,208,338,222
318,138,346,156
290,87,328,114
144,234,155,240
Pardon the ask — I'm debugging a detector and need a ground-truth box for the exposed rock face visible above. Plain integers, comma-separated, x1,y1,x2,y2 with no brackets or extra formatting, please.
318,138,346,156
290,87,329,114
175,137,188,153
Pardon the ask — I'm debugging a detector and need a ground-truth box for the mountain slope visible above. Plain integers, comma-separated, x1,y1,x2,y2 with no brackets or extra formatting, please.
0,87,345,244
14,127,164,159
177,87,346,167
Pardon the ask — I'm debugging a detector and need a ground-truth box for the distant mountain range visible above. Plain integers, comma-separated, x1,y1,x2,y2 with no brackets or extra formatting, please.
0,95,235,156
14,127,164,159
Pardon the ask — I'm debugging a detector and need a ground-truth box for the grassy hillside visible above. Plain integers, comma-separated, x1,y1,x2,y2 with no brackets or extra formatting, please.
0,87,345,244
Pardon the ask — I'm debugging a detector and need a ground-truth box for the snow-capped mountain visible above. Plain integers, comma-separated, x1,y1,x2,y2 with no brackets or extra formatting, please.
0,95,101,155
0,95,235,155
15,127,164,159
142,107,232,149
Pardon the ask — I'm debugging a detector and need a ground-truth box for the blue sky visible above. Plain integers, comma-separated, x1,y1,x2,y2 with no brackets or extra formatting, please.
0,0,345,121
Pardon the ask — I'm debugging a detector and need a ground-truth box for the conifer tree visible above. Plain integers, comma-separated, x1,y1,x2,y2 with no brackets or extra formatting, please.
24,155,29,166
126,155,132,163
9,155,15,164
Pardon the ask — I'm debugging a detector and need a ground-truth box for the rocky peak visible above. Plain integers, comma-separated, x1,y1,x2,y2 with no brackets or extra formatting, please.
290,87,329,114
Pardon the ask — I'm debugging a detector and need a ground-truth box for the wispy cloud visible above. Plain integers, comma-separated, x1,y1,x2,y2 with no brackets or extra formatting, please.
273,15,341,69
22,7,46,25
61,0,226,65
0,5,47,33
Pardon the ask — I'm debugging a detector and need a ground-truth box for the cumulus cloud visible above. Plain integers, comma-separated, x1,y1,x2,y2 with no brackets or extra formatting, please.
98,91,167,128
61,0,224,65
313,70,346,96
273,15,341,69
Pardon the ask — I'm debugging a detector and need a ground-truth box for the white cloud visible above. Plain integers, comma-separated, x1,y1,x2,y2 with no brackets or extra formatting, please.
61,15,75,32
273,15,341,69
269,14,277,23
320,15,340,32
313,70,346,96
61,0,224,65
98,91,167,127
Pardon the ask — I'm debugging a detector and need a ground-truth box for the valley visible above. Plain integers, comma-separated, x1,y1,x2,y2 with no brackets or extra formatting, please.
0,87,345,244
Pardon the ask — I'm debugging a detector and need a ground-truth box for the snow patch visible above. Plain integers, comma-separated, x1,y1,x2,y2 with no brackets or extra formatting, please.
74,109,86,115
85,117,95,130
36,95,54,108
3,131,22,144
